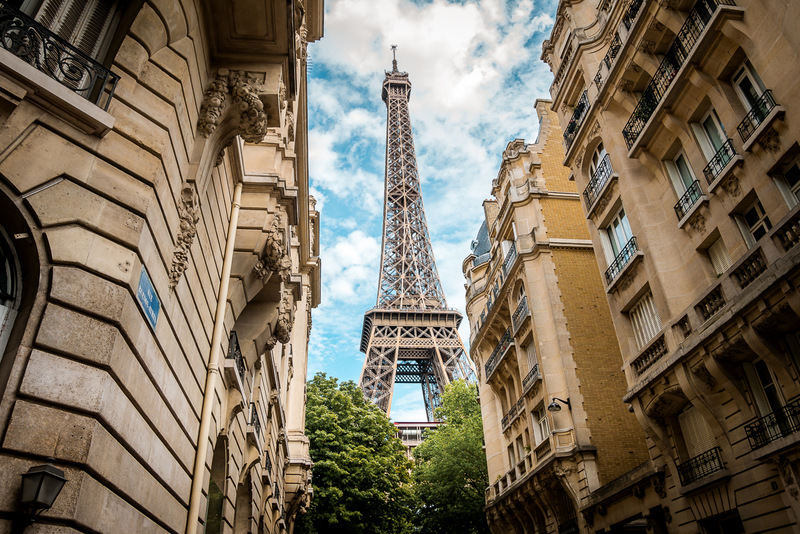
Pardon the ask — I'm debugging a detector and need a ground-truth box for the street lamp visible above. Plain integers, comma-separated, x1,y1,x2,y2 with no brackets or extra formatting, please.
14,463,67,533
547,397,571,412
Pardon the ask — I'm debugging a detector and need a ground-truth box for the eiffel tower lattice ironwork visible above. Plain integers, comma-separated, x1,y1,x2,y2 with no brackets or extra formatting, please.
359,50,476,421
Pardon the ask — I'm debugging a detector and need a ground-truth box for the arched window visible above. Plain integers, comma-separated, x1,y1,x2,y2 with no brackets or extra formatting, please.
0,226,20,355
589,142,608,177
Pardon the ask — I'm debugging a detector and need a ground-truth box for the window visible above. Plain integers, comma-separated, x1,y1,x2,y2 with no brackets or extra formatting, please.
525,340,537,372
21,0,121,60
707,237,732,276
776,159,800,208
589,142,608,176
665,151,700,204
692,109,727,161
677,405,716,460
735,198,772,247
732,60,766,111
531,405,550,445
0,227,20,355
744,359,784,417
601,207,634,263
629,291,662,349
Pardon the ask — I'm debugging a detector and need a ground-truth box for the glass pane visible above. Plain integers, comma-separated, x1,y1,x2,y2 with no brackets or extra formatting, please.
702,114,724,151
737,75,761,109
675,154,694,189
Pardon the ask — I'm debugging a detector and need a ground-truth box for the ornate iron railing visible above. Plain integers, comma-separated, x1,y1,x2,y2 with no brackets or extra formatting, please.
677,446,725,486
583,154,613,209
273,482,281,503
227,331,246,384
265,454,272,475
512,297,529,332
674,180,703,220
623,0,736,149
744,398,800,450
485,328,512,378
522,364,540,391
563,90,589,151
604,236,637,284
502,243,518,276
622,0,645,30
595,33,622,89
736,89,777,142
250,403,261,439
0,1,119,110
501,398,524,431
703,139,736,183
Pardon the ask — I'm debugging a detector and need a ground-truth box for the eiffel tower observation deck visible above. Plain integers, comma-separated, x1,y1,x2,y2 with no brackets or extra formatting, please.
358,49,476,421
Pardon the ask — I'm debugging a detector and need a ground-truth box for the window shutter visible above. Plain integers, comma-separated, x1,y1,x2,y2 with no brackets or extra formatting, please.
629,291,662,348
708,238,732,275
678,405,716,459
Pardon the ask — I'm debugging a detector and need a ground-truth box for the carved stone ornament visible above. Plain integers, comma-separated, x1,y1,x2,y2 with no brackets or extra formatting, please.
663,505,672,523
582,509,594,527
758,126,781,153
617,79,634,93
688,212,706,234
676,315,692,338
779,458,800,501
652,472,667,498
215,138,233,167
722,174,741,197
275,291,295,344
649,19,666,32
616,260,639,291
692,362,717,390
286,110,295,142
269,390,279,408
277,429,286,445
254,215,292,282
198,69,270,144
637,40,656,54
169,184,201,289
503,139,526,161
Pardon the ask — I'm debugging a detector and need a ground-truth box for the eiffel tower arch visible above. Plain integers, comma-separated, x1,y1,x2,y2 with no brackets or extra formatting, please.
358,50,476,421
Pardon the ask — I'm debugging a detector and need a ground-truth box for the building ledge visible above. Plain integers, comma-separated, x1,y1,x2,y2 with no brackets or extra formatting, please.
606,251,644,293
707,154,744,194
751,430,800,461
677,196,708,229
741,105,786,153
678,469,730,497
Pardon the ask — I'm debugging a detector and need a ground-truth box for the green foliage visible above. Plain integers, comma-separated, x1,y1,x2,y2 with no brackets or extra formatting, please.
411,380,490,534
296,373,414,534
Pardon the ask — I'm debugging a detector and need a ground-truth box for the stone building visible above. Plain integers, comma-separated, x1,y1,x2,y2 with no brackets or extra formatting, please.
542,0,800,531
463,100,650,533
0,1,322,533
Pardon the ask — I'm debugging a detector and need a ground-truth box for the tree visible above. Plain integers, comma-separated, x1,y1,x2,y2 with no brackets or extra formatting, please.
411,380,490,534
296,373,414,534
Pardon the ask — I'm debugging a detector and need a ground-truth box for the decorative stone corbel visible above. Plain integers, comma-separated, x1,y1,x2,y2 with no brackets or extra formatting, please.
198,69,270,144
254,215,291,282
169,184,201,289
278,429,286,445
275,291,295,344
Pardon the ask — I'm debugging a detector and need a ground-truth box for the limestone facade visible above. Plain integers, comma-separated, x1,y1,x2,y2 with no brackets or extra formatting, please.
0,1,322,533
463,101,649,533
543,0,800,531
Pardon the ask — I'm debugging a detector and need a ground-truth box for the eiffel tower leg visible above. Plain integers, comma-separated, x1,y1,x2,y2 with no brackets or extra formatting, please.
358,344,399,416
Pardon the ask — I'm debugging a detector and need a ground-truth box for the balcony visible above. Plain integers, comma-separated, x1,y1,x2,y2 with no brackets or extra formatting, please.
695,285,725,323
605,236,638,285
484,328,513,380
622,0,645,30
703,139,739,187
583,154,613,211
677,446,725,486
674,180,704,221
248,402,263,451
501,397,525,432
502,242,518,277
745,398,800,451
563,90,589,152
522,363,541,394
622,0,738,150
737,89,781,145
0,1,119,110
631,334,667,376
512,296,529,333
223,331,247,396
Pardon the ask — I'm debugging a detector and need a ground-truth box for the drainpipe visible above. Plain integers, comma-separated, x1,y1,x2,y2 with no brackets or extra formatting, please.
185,180,243,534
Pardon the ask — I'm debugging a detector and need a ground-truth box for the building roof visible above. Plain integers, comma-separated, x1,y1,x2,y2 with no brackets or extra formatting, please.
471,221,491,267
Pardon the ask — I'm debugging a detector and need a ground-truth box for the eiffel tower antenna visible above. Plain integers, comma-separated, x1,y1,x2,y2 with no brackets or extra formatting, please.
358,53,476,421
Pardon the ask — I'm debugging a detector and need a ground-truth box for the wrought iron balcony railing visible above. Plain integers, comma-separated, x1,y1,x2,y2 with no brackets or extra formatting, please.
736,89,778,142
594,33,622,89
265,453,272,475
512,296,529,332
484,328,512,378
522,363,540,391
502,243,518,276
250,402,262,440
677,446,725,486
501,398,524,431
703,139,736,183
227,331,246,384
623,0,736,149
744,398,800,451
583,154,613,209
0,1,119,110
604,236,638,285
563,90,589,152
622,0,645,29
674,180,703,220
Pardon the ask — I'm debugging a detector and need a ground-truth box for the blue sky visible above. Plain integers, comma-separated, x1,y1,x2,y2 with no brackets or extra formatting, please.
306,0,558,420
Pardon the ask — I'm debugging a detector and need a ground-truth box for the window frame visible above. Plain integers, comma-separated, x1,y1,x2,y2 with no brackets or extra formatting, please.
735,198,772,247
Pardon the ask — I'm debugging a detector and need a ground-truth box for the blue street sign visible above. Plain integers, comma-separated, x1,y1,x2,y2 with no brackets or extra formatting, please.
136,266,160,330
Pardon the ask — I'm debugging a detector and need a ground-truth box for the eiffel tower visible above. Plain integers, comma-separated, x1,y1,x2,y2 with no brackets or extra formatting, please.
358,48,476,421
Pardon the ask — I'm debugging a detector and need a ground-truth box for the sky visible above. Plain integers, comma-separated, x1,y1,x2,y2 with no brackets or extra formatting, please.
306,0,558,421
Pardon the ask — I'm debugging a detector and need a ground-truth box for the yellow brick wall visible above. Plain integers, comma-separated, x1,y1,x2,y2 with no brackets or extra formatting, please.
550,246,649,483
540,198,590,240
